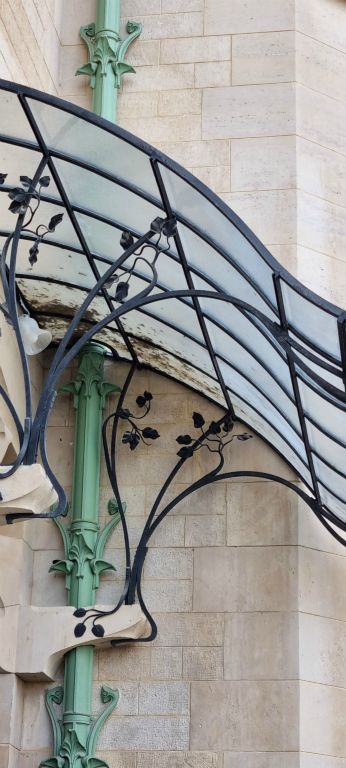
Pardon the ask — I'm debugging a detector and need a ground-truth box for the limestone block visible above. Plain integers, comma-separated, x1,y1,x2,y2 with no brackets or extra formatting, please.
297,136,346,208
299,547,346,621
45,426,74,486
152,612,224,646
160,35,230,64
145,481,226,518
298,499,346,557
297,190,346,261
143,548,193,580
92,682,138,716
232,31,294,85
300,756,346,768
158,89,201,117
202,83,295,139
122,0,161,15
296,33,345,103
161,0,204,11
0,537,32,607
17,753,53,768
193,166,231,194
141,579,192,612
98,754,135,768
224,755,299,767
0,604,150,680
0,746,19,768
195,62,231,88
224,612,298,680
297,84,346,155
138,681,189,714
224,189,296,245
31,550,65,607
190,680,299,751
129,13,203,41
0,674,24,749
157,139,230,168
0,464,57,519
124,39,159,68
98,644,151,681
300,680,346,757
193,546,297,612
226,482,298,546
100,714,189,750
185,514,226,546
20,683,52,750
299,613,346,687
137,753,222,768
183,647,223,680
295,246,346,307
118,92,158,119
296,0,346,53
204,0,294,35
109,514,185,548
150,647,182,680
231,136,296,192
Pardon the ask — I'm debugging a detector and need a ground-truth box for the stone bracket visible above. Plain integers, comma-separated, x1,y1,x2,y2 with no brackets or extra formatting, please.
0,463,58,520
0,603,149,680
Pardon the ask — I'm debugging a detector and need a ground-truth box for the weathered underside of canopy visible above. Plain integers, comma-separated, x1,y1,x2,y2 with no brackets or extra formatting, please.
1,80,346,530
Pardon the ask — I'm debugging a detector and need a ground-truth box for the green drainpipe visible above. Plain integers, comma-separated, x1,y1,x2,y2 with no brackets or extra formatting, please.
42,345,121,768
76,0,142,122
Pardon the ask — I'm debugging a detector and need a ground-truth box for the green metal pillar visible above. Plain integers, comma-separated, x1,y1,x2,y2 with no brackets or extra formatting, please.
76,0,142,122
42,345,121,768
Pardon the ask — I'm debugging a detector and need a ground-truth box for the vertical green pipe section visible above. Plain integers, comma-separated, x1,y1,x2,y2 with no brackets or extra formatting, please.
63,343,105,749
92,0,120,121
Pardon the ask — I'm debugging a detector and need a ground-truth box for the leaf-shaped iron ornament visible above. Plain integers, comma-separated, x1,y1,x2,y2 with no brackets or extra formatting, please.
119,391,159,451
6,175,63,266
176,411,252,460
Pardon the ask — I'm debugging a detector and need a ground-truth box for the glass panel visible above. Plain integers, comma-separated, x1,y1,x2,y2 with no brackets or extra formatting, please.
280,278,341,360
9,240,94,288
178,222,277,321
228,388,312,486
319,485,346,523
217,358,305,458
0,92,38,144
293,348,343,391
0,143,57,192
138,297,205,343
120,309,216,377
159,164,277,304
297,374,346,445
195,286,289,389
313,455,346,504
206,321,300,431
54,159,163,238
27,99,159,199
306,418,346,476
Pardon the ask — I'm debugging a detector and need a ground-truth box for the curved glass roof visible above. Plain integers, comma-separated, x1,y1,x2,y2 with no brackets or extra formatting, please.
1,80,346,531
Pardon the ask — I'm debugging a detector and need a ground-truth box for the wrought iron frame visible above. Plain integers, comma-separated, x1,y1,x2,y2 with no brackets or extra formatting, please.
1,81,346,638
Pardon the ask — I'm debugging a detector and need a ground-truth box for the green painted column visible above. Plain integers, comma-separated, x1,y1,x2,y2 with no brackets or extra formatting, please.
42,344,120,768
77,0,142,122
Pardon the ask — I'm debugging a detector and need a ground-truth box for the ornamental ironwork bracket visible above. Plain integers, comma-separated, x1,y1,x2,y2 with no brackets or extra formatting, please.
77,20,142,90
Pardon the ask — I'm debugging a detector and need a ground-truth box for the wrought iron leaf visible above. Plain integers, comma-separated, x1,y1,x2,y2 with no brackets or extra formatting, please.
120,230,134,249
74,622,86,637
177,446,194,459
150,216,166,234
9,199,26,214
222,415,234,433
176,434,192,445
136,391,152,407
143,391,153,402
115,281,129,302
29,242,39,266
0,173,7,185
73,608,87,618
209,420,221,434
192,411,205,429
142,427,160,440
92,624,105,638
237,433,253,441
48,213,64,231
117,408,131,419
122,431,140,450
39,175,50,187
162,216,177,238
20,175,33,187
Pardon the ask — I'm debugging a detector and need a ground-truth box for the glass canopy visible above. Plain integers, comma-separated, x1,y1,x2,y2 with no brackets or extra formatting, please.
1,80,346,533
